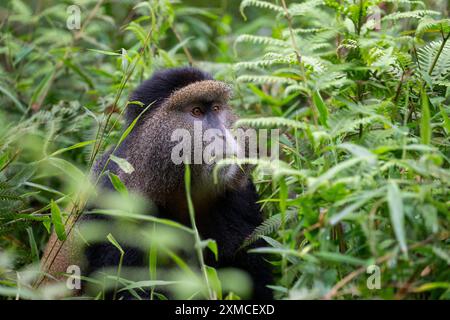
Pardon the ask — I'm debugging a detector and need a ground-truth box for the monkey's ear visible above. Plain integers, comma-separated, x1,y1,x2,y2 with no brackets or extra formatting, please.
125,67,214,123
162,80,232,111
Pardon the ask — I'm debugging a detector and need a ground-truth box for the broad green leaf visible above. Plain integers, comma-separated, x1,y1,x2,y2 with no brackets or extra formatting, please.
184,163,194,219
420,88,431,145
329,199,366,225
114,101,153,148
49,140,96,157
26,227,39,262
118,280,178,292
121,48,129,71
313,90,329,127
205,266,222,300
108,172,128,196
201,239,218,261
87,49,121,56
0,84,26,113
438,103,450,134
51,200,66,241
149,233,158,286
48,157,85,183
166,249,196,278
413,282,450,293
337,143,374,159
107,233,124,255
29,68,55,109
278,177,288,214
315,252,367,266
0,153,8,170
0,286,37,300
387,181,407,254
432,247,450,264
109,155,134,174
43,220,51,234
24,182,65,196
90,209,193,234
63,60,95,88
307,157,363,193
420,204,438,233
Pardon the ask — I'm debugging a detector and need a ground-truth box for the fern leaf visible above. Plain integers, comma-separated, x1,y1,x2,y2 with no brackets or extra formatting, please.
416,18,450,38
285,84,306,96
282,28,329,37
289,0,324,16
235,117,308,129
417,40,450,83
237,75,298,86
382,10,440,22
235,34,288,47
235,54,297,70
240,0,284,20
241,211,298,248
383,0,425,7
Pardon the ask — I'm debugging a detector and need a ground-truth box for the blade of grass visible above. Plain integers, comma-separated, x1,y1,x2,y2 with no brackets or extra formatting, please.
106,233,124,300
185,164,214,299
50,200,66,241
420,88,431,145
387,181,407,254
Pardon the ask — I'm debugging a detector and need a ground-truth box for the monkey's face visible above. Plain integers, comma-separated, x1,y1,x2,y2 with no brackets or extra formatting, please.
163,80,247,191
123,80,248,205
177,100,246,191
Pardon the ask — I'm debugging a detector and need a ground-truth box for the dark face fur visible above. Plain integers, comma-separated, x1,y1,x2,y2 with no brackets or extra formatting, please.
116,69,248,212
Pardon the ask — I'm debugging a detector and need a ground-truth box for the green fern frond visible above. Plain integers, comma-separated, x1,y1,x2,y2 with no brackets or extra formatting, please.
262,52,295,61
235,117,309,129
237,75,298,86
416,18,450,38
330,115,385,137
235,34,288,47
338,39,359,51
0,182,10,190
302,56,327,73
241,211,299,248
395,51,414,70
312,72,351,90
382,10,440,22
289,0,324,16
235,54,297,70
239,0,284,20
0,192,22,202
283,27,329,37
285,84,306,95
234,60,278,70
214,158,308,186
383,0,425,7
236,52,326,73
417,40,450,82
435,80,450,87
309,43,333,52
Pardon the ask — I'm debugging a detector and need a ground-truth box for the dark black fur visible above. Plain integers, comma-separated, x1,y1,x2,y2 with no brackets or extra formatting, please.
126,67,213,124
84,67,273,300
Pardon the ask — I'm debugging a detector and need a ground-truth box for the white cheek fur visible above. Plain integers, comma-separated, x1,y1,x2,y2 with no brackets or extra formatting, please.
223,128,241,157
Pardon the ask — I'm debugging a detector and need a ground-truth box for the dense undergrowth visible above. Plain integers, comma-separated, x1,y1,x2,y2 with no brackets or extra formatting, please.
0,0,449,299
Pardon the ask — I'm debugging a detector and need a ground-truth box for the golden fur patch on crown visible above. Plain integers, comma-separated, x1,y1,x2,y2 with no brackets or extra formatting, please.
162,80,232,110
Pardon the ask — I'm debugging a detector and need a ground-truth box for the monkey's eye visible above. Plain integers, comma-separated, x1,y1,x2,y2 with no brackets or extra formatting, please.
212,105,221,112
191,107,204,117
